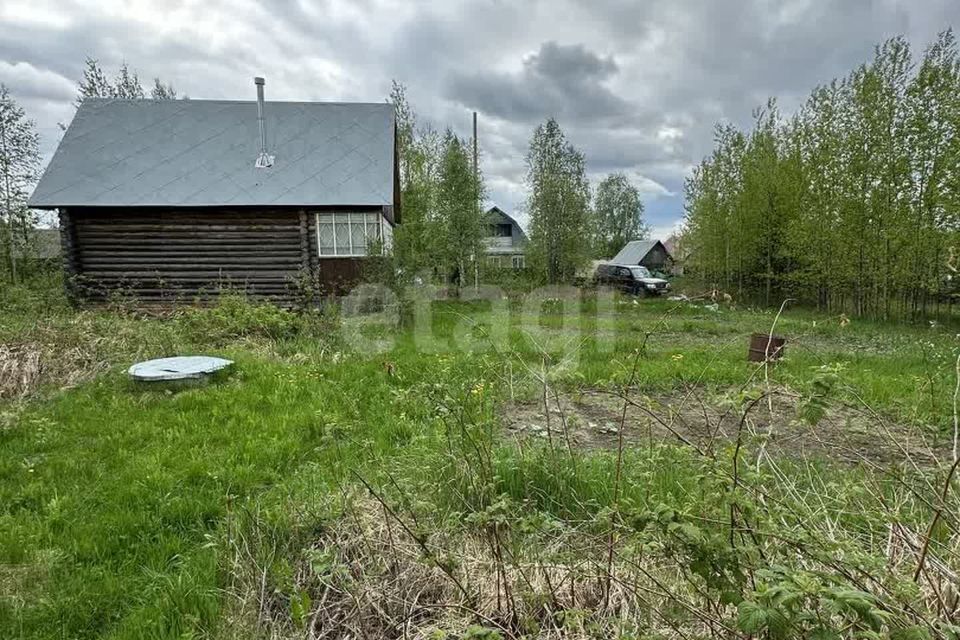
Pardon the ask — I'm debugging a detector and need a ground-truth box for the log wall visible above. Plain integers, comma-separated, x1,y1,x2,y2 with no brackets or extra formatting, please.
63,206,385,305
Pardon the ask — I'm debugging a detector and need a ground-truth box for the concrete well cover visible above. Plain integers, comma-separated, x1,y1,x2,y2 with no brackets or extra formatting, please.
128,356,233,381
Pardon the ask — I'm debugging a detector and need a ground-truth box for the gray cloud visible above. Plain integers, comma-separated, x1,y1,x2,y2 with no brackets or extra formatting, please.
2,0,958,234
445,41,632,124
531,42,618,84
0,61,75,103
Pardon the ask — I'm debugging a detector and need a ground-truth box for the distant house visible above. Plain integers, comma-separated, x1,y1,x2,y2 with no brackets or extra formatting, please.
610,239,673,273
28,77,400,304
483,206,527,269
662,236,688,275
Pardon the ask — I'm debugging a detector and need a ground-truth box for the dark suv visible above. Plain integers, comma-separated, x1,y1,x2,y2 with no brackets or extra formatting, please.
594,263,671,296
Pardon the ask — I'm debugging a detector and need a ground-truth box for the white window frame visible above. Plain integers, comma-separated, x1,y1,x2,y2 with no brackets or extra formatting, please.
512,255,525,269
315,212,386,258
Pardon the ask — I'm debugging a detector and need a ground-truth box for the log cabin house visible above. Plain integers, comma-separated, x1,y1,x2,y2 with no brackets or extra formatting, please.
483,206,527,269
28,78,400,305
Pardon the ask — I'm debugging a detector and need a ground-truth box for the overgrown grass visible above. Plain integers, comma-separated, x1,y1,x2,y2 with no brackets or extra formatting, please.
2,281,959,638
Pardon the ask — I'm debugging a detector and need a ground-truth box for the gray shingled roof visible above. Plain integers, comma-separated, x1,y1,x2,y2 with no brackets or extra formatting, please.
29,98,395,208
610,240,670,265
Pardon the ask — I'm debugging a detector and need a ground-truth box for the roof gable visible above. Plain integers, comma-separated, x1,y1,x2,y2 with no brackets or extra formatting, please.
610,239,671,265
486,206,528,241
29,98,396,208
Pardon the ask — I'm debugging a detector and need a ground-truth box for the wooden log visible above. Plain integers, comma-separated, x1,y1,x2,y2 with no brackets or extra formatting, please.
80,256,302,265
88,275,294,283
81,286,294,295
83,268,299,276
76,224,300,233
76,239,301,248
77,210,301,220
298,210,309,272
79,250,303,259
59,209,79,305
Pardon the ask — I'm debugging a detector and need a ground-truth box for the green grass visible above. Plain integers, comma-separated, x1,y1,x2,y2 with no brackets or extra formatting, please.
1,281,958,638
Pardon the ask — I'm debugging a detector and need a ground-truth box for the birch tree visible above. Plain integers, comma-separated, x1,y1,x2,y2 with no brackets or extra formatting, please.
593,172,648,258
684,30,960,319
0,85,40,284
113,63,145,99
387,81,442,278
76,58,112,104
435,130,485,288
151,78,178,100
77,58,177,103
525,118,592,283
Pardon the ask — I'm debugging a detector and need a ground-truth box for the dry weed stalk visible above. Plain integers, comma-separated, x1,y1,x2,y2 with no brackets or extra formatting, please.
0,343,42,399
225,494,740,639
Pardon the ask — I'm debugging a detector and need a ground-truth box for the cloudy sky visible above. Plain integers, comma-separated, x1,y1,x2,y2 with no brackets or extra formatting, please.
2,0,958,237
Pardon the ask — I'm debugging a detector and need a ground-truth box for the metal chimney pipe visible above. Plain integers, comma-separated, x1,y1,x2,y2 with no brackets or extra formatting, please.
254,77,273,168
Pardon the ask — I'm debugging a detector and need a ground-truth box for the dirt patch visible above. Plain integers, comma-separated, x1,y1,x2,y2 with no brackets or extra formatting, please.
502,386,948,466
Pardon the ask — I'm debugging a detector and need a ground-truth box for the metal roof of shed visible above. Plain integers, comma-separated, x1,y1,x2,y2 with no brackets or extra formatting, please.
610,240,671,265
29,98,395,209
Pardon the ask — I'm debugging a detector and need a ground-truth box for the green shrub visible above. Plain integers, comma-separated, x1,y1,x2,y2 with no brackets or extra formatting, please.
177,294,300,342
0,271,70,321
176,294,342,346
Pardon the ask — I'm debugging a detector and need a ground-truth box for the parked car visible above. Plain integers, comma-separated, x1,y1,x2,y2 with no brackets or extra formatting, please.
594,263,671,296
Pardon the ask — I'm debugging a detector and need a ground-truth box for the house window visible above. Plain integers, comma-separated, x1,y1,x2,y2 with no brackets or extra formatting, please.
316,212,384,257
490,223,512,237
512,255,525,269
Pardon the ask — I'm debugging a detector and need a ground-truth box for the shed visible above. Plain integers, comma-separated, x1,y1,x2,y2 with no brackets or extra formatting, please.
28,79,399,304
609,239,673,273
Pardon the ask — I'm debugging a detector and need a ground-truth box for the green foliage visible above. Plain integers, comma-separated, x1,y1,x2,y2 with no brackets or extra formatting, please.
178,294,342,348
177,294,304,342
525,118,593,284
388,81,440,279
737,569,891,639
0,84,41,285
797,363,844,425
685,30,960,319
387,82,485,288
594,172,649,258
462,626,502,639
76,58,178,104
0,270,70,317
289,588,311,628
436,130,485,287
